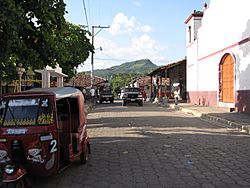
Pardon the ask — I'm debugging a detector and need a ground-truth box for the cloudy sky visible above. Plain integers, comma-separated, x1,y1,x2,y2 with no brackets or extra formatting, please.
64,0,208,72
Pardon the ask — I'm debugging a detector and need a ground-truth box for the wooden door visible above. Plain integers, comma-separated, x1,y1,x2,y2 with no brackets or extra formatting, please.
221,55,234,103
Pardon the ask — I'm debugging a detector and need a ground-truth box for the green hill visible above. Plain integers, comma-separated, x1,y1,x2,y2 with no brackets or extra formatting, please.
90,59,158,79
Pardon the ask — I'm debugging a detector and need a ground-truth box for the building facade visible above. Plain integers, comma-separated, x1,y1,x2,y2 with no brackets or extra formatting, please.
148,58,186,102
185,1,250,112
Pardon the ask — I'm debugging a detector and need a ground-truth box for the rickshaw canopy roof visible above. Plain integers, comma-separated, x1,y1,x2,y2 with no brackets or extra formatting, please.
25,87,82,100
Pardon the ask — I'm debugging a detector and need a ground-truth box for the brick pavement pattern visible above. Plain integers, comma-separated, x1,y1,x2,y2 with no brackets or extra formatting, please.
30,102,250,188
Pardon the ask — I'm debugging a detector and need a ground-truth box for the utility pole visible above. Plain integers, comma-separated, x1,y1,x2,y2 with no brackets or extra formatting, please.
91,25,110,88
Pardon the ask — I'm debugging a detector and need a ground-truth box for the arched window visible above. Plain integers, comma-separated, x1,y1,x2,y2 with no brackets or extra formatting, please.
188,26,191,43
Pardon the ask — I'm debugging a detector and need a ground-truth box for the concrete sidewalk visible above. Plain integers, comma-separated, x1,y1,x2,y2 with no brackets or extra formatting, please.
168,103,250,134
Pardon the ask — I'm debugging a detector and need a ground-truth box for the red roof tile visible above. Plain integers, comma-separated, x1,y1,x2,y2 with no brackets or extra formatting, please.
65,73,107,87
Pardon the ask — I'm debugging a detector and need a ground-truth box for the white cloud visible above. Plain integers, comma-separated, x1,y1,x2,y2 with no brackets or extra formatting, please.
77,13,167,72
109,13,152,35
141,25,152,33
77,34,167,72
133,1,141,7
132,34,155,50
131,34,167,61
109,13,137,35
109,24,120,36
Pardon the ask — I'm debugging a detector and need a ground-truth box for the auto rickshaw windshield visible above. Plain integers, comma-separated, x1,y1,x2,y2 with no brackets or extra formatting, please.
0,97,53,127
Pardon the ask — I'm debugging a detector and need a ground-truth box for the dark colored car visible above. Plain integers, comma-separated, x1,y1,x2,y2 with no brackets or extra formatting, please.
99,89,114,104
122,87,143,106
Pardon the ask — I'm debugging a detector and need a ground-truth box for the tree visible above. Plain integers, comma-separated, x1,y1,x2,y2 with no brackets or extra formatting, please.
111,73,139,95
0,0,68,90
0,0,27,92
0,56,18,94
0,0,66,67
60,22,93,77
0,0,93,93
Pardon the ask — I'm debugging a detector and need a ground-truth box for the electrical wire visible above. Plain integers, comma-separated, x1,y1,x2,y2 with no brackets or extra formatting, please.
87,0,91,26
82,0,90,31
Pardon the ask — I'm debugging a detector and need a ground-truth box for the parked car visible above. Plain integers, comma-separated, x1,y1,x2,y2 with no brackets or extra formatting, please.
98,89,114,104
122,87,143,106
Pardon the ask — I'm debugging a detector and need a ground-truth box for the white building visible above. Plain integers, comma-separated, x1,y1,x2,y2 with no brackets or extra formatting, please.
35,64,68,88
185,1,250,112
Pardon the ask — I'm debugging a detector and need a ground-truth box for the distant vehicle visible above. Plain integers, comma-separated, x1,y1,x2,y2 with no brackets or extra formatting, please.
98,89,114,104
122,87,143,106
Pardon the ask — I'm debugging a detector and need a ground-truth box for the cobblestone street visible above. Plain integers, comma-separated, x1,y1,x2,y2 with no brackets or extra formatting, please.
33,102,250,188
1,1,250,188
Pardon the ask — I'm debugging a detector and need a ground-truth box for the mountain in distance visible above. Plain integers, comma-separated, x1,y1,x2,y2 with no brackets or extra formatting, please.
91,59,158,79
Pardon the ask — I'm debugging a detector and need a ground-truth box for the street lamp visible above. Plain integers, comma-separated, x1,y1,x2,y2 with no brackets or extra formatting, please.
16,63,25,92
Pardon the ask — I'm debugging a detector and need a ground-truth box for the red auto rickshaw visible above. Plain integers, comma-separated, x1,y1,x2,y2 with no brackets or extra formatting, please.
0,87,90,187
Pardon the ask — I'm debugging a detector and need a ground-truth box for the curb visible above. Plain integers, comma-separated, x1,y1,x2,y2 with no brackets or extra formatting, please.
201,114,241,129
169,104,250,134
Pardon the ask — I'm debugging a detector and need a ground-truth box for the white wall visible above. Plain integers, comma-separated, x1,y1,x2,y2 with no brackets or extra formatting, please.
186,0,250,94
186,40,198,92
198,0,250,59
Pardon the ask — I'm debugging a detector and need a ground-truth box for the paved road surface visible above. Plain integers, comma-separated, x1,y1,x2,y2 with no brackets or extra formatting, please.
32,101,250,188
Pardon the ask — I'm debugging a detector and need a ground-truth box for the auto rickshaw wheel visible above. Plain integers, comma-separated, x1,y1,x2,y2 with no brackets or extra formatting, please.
6,178,25,188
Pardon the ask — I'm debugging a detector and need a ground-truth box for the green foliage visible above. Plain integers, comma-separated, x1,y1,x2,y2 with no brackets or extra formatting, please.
0,0,93,85
111,73,141,95
0,0,66,67
0,56,18,82
60,22,93,77
89,59,157,95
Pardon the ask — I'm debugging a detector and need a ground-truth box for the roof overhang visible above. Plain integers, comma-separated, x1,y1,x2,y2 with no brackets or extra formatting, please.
185,10,203,24
148,58,186,76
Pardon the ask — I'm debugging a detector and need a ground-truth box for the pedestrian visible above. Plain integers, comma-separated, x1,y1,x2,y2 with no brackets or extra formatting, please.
90,88,95,103
82,88,86,99
174,86,180,105
142,90,147,101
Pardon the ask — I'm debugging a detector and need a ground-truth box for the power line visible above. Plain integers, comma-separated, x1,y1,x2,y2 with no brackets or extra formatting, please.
88,0,91,26
82,0,89,31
